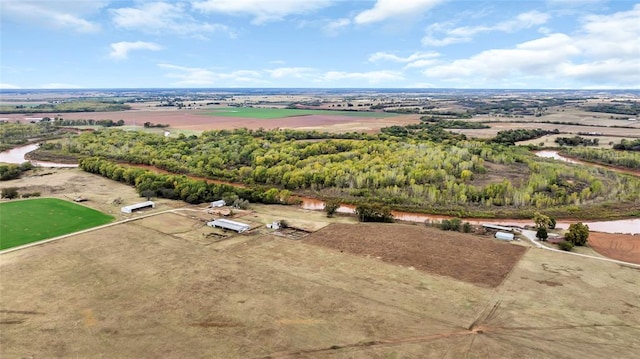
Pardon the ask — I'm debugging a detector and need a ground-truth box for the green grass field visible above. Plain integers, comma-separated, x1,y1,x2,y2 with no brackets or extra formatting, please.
0,198,113,250
206,107,395,119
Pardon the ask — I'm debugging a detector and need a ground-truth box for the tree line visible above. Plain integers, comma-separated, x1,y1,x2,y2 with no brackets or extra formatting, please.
79,157,296,205
49,127,640,218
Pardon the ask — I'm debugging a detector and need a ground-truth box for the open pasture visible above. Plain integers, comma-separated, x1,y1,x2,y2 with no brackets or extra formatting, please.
206,107,393,119
1,213,639,358
0,198,113,250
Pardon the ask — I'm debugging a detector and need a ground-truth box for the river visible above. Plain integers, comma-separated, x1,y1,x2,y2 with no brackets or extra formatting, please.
535,150,640,177
1,144,637,234
0,144,78,168
298,197,639,235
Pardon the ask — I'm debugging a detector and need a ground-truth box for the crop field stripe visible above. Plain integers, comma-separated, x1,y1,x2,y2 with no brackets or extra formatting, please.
205,107,395,119
0,198,113,250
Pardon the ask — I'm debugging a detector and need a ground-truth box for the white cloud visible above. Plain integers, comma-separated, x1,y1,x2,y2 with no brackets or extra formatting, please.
423,33,579,80
576,4,640,60
403,59,439,69
0,83,21,89
323,70,404,84
111,2,232,37
109,42,163,60
368,51,439,63
323,18,351,36
192,0,333,24
421,5,640,88
0,0,104,32
354,0,445,25
266,67,316,79
158,63,264,86
423,10,550,46
39,83,84,89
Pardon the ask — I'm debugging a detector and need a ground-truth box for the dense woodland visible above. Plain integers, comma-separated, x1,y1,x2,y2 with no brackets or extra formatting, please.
0,101,131,114
0,121,60,151
33,126,640,218
563,147,640,169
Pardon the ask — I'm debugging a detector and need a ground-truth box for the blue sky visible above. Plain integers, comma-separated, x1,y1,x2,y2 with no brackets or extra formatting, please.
1,0,638,89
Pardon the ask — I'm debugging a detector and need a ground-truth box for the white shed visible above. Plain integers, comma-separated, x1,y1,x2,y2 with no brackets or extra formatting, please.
207,219,250,233
121,201,155,214
211,200,226,208
495,232,515,241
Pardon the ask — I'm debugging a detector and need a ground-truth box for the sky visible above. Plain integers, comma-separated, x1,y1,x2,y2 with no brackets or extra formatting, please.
0,0,638,89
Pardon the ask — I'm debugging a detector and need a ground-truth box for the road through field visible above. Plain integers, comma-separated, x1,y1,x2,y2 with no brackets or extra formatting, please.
519,229,640,268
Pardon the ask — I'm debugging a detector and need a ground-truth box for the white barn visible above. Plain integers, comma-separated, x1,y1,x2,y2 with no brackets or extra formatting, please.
207,219,250,233
121,201,155,214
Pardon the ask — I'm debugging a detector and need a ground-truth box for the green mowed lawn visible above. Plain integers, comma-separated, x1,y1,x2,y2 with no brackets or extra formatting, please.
0,198,113,250
206,107,395,119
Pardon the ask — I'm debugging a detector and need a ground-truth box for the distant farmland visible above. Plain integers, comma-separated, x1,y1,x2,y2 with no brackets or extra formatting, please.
206,107,394,119
0,198,113,250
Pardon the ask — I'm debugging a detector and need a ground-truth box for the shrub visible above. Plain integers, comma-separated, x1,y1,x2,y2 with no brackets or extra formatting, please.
324,199,341,218
462,222,472,233
1,187,19,199
565,222,589,246
355,203,393,223
536,227,548,241
558,241,574,251
440,219,451,230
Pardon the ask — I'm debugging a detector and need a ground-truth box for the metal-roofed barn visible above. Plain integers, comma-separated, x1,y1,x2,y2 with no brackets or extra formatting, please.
121,201,155,214
207,219,250,233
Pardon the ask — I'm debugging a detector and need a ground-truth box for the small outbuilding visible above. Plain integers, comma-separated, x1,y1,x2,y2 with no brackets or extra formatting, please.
266,221,281,230
211,200,226,208
207,219,250,233
121,201,155,214
483,224,514,232
495,232,515,241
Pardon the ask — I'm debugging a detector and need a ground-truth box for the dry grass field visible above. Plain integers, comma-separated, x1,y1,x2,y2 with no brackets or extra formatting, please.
1,170,639,358
1,211,639,358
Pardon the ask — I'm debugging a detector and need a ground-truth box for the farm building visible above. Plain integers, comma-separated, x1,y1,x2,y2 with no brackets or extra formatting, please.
211,200,226,208
121,201,155,214
207,219,250,233
266,221,281,229
483,224,514,232
495,232,515,241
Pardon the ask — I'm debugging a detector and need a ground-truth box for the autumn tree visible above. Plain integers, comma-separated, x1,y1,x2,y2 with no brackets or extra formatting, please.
355,203,393,223
533,212,552,229
565,222,589,246
324,199,341,218
536,227,548,241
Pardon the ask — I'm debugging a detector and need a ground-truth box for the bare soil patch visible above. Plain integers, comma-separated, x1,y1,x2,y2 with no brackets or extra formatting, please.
589,232,640,264
303,223,527,288
1,110,417,133
472,161,529,187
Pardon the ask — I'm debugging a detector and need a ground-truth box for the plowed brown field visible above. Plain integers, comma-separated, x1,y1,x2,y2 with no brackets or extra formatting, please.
303,223,527,288
589,232,640,264
3,111,419,132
